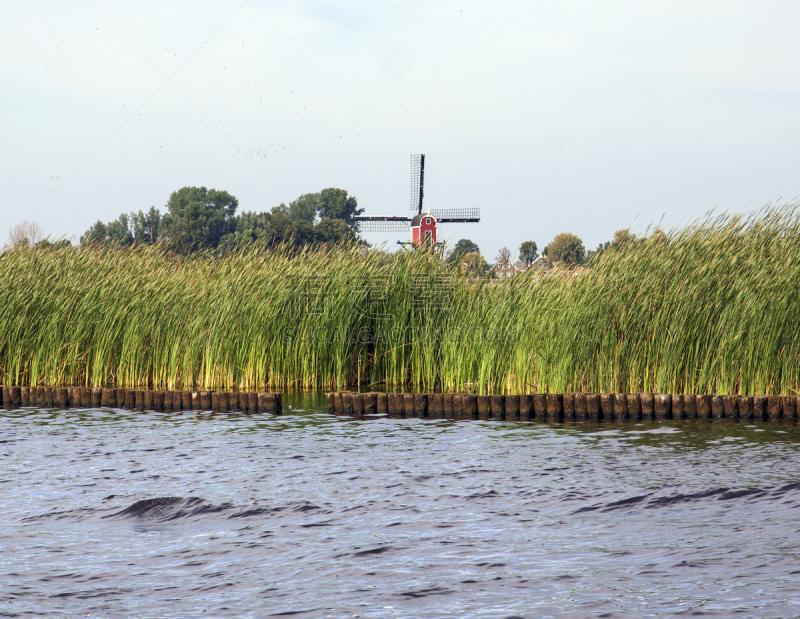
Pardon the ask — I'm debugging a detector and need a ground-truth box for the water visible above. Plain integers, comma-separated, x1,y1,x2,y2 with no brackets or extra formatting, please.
3,393,800,617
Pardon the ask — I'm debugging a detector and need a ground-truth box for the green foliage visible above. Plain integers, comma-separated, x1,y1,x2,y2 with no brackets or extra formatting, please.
160,187,238,250
10,204,800,396
81,187,360,252
316,188,363,229
519,240,538,265
459,250,488,275
448,239,479,263
545,232,585,265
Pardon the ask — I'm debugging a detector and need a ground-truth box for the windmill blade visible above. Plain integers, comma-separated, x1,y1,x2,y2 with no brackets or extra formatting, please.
410,154,425,213
430,208,480,222
355,216,411,232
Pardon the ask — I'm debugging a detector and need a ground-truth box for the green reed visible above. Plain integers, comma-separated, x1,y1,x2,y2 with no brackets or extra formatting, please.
1,203,799,395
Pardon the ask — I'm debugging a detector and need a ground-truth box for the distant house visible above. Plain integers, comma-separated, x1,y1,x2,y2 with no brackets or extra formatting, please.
490,261,519,279
529,255,548,271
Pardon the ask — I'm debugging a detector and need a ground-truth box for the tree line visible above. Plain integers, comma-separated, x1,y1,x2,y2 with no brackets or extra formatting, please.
79,186,364,252
447,229,639,276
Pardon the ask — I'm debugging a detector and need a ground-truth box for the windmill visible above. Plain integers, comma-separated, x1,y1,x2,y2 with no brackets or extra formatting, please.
354,154,480,246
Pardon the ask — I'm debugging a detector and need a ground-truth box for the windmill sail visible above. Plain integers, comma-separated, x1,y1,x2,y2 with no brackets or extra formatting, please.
410,154,425,214
430,208,480,222
354,216,411,232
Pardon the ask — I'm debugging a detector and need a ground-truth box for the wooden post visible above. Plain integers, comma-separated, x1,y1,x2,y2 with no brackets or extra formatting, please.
212,392,221,412
586,393,600,422
654,394,671,420
135,390,145,410
640,393,654,421
753,396,767,422
326,392,335,413
599,394,614,422
218,392,229,412
738,396,754,421
722,395,738,420
477,395,491,420
144,390,155,410
671,395,684,420
683,395,697,420
115,388,126,409
490,395,505,421
181,391,191,411
767,396,782,421
248,392,258,414
198,391,210,410
520,394,534,421
351,392,364,417
55,388,68,408
342,392,354,416
453,394,464,419
365,392,378,416
614,393,628,421
38,387,48,407
413,393,428,418
45,387,54,408
101,388,115,408
562,394,575,422
711,395,724,418
21,386,30,407
626,393,642,422
334,392,343,414
8,386,21,409
376,393,388,415
783,396,797,423
430,393,444,418
444,394,454,419
463,394,478,420
505,395,520,421
89,388,100,408
403,393,414,418
546,393,564,422
533,394,547,422
696,395,711,419
273,393,282,415
387,393,398,417
154,391,165,412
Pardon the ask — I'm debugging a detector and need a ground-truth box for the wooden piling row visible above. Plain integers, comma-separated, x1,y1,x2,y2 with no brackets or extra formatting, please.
0,387,282,414
324,391,800,424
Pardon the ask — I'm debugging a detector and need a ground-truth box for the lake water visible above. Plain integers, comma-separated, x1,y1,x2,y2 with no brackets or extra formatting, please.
3,392,800,617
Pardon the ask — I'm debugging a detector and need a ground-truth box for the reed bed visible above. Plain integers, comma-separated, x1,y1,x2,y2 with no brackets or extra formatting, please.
2,203,800,395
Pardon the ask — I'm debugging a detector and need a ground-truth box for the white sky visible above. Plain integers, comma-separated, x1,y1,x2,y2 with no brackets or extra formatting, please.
2,0,799,260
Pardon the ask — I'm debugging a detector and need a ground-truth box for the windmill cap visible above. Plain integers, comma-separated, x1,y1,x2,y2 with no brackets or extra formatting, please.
411,213,437,226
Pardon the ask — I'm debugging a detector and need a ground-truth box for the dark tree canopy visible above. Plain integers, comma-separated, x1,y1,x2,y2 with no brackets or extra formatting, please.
81,209,161,246
81,186,361,253
545,233,585,266
160,187,238,250
519,240,538,265
316,188,363,229
449,238,480,263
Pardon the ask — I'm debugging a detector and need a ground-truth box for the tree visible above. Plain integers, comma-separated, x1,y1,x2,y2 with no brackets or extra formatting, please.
545,233,585,266
459,250,488,275
496,246,512,265
448,238,479,263
7,221,43,248
132,207,162,243
316,188,363,230
288,193,318,225
519,240,538,266
160,186,238,250
315,217,357,244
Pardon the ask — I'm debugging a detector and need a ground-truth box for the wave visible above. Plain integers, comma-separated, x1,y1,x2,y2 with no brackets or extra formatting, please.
573,481,800,514
101,497,327,522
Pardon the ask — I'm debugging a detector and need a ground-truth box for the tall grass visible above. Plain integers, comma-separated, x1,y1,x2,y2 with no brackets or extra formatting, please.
2,203,800,395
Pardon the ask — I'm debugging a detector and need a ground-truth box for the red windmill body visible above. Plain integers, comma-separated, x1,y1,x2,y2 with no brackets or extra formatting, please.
355,154,479,247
